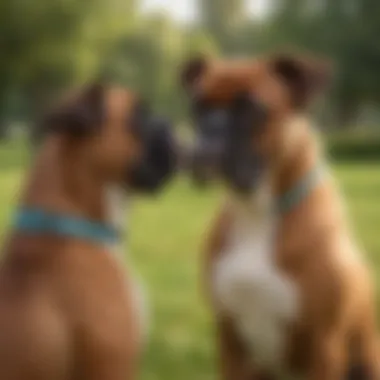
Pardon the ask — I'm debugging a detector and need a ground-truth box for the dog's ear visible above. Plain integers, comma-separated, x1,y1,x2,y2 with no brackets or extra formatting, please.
180,56,208,93
270,54,331,109
43,83,105,137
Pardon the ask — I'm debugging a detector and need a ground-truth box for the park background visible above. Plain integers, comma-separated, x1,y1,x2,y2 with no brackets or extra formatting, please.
1,1,380,379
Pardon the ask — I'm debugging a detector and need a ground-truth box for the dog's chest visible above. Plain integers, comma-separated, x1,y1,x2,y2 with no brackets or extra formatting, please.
213,196,299,367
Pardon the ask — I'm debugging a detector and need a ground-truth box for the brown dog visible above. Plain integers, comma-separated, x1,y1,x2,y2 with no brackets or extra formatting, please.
181,55,380,379
0,84,176,379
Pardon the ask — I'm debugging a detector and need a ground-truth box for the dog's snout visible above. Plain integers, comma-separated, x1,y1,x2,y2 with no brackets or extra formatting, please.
188,138,225,185
129,115,178,193
192,139,224,166
202,111,228,137
189,107,229,169
151,117,172,133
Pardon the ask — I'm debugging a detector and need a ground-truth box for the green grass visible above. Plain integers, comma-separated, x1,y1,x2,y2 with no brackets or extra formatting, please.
0,141,380,379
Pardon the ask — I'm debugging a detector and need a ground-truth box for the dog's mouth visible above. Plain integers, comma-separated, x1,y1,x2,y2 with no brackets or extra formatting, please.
191,138,266,194
128,116,178,194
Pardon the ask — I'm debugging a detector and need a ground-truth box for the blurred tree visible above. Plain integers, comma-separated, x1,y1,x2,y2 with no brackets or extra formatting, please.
199,0,247,53
101,13,219,123
0,0,136,142
102,15,181,115
241,0,380,128
312,0,380,127
1,0,380,136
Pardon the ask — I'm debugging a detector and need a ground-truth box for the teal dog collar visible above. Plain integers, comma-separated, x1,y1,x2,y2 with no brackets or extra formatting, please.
276,165,325,214
14,208,119,244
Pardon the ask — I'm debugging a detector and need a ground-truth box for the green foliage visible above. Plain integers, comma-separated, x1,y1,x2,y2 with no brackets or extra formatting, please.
249,0,380,126
0,0,223,131
101,14,219,122
0,0,136,139
200,0,246,52
1,0,380,137
328,134,380,161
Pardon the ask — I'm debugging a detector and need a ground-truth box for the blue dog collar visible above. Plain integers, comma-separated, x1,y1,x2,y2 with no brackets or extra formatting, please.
276,164,325,214
14,208,119,244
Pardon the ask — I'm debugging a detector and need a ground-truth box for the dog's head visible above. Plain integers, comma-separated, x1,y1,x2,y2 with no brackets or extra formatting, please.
43,83,177,193
181,54,330,194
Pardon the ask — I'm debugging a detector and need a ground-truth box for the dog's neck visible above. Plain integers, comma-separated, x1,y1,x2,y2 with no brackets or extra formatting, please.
274,121,320,202
19,136,127,233
231,119,320,219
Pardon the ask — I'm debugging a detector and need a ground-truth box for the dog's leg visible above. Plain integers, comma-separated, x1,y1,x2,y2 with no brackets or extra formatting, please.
308,331,347,380
251,372,276,380
217,316,265,380
348,335,380,379
360,322,380,379
346,301,380,380
346,364,374,380
361,341,380,380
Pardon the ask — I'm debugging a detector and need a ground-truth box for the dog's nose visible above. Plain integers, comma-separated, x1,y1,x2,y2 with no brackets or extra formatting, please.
151,117,172,132
192,139,224,165
175,140,219,175
129,116,178,193
149,117,177,154
186,139,224,186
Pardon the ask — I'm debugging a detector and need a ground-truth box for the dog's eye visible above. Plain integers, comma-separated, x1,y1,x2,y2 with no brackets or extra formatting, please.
233,93,269,131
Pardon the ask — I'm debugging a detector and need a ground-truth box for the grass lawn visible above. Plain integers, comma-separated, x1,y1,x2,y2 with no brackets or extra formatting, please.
0,140,380,379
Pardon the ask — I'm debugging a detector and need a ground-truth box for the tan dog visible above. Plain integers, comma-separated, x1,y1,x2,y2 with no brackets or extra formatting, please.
181,55,380,379
0,84,176,379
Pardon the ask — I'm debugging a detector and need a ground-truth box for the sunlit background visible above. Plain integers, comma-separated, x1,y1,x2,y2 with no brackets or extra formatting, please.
1,1,380,379
2,0,380,136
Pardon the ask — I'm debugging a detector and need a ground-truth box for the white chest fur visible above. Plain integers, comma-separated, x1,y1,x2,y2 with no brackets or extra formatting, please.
213,185,299,367
105,186,149,343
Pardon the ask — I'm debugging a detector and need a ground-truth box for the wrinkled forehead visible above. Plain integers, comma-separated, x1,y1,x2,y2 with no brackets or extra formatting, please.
196,59,271,104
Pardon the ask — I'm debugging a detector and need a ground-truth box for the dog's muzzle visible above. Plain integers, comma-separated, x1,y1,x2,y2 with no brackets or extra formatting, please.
129,118,177,193
190,109,229,185
189,99,268,193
